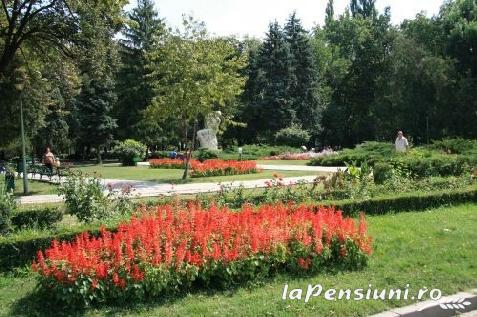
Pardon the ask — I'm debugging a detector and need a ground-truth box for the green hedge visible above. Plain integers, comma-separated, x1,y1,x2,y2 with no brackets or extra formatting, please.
0,187,475,272
11,207,63,230
332,187,477,216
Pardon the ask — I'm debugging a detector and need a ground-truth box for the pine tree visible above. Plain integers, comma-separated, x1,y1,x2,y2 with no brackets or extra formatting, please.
116,0,165,140
325,0,335,24
75,77,118,163
284,13,322,142
246,22,294,140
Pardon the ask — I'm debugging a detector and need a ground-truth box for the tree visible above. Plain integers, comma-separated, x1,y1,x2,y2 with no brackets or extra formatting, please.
146,16,247,178
74,76,117,163
0,0,75,77
284,13,323,144
115,0,166,140
320,5,394,146
243,21,294,141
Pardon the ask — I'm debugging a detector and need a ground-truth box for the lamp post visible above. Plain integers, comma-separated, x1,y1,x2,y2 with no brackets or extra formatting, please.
20,94,29,194
15,68,29,194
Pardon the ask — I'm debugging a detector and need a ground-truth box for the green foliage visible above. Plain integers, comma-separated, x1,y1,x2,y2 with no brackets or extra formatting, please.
309,141,394,166
11,208,63,230
0,192,16,234
146,16,247,127
195,148,219,162
373,162,393,184
115,0,166,140
221,144,301,160
57,172,111,223
113,139,146,166
274,124,311,147
428,138,477,155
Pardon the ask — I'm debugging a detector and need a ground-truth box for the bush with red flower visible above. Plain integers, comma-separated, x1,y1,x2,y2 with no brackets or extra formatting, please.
149,158,190,169
189,159,259,177
32,203,372,307
149,158,259,177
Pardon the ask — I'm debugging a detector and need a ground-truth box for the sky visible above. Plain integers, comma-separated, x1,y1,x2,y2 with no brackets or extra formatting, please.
130,0,444,38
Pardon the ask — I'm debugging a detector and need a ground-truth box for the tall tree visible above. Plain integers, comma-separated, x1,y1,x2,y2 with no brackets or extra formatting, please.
243,21,294,141
74,76,118,163
284,13,323,143
146,16,247,178
115,0,166,140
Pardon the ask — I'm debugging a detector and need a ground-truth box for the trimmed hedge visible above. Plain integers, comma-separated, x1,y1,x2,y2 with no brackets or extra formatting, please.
11,207,63,230
333,187,477,216
0,187,476,272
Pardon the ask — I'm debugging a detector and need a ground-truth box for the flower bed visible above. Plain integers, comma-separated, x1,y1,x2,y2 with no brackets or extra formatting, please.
189,159,258,177
149,159,258,177
149,158,190,169
32,203,372,306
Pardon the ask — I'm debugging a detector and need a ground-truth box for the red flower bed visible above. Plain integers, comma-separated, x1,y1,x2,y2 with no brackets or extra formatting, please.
189,159,259,177
33,203,372,306
149,158,259,177
149,158,191,169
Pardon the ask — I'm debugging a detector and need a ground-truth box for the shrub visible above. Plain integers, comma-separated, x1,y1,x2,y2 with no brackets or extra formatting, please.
0,192,16,234
428,138,477,155
195,148,219,162
58,172,111,223
33,203,372,306
149,150,169,159
11,208,63,230
373,162,394,184
275,124,310,147
221,144,301,160
113,139,146,166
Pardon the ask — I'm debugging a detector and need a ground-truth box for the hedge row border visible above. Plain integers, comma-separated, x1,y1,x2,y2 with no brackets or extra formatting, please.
0,187,476,271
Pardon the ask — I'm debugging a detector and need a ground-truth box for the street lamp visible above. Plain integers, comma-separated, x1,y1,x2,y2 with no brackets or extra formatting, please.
14,68,29,195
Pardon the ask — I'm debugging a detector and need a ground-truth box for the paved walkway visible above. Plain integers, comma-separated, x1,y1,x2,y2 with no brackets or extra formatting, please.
371,289,477,317
18,174,328,205
17,163,343,205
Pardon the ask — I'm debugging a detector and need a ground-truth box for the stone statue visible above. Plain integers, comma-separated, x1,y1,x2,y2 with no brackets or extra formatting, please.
197,111,222,150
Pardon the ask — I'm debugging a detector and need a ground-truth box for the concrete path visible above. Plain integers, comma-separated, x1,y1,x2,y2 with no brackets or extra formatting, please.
257,164,343,172
18,175,325,205
370,289,477,317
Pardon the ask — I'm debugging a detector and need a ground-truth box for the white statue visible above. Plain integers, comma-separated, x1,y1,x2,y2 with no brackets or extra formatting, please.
197,111,222,150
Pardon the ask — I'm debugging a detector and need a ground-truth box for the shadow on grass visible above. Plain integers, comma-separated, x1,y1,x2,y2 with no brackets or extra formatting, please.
8,265,359,317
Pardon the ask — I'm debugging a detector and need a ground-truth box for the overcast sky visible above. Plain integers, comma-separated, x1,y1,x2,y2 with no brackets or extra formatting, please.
129,0,444,37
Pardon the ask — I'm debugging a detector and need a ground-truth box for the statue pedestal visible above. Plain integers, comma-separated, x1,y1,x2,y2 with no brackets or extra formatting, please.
197,129,218,150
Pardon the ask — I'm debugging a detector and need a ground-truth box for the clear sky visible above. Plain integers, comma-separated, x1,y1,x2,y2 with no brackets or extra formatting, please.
130,0,444,37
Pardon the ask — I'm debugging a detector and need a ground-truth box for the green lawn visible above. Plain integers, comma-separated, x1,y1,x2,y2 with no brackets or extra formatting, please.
72,164,318,183
1,203,476,317
0,178,57,196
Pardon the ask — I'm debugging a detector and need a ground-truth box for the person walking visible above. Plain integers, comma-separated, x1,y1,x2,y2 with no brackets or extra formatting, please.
395,131,409,152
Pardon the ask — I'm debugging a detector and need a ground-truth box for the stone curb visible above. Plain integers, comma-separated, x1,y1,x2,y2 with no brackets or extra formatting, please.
371,289,477,317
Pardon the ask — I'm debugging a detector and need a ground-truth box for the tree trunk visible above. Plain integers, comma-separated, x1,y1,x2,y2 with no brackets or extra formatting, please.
96,145,102,165
182,119,198,180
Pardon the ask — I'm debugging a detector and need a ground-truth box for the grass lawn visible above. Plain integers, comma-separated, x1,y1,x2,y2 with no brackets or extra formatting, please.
256,160,310,166
0,178,57,196
0,203,476,316
72,164,319,183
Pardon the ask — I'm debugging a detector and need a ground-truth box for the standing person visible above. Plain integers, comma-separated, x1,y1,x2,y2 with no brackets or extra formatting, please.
43,147,56,173
395,131,409,152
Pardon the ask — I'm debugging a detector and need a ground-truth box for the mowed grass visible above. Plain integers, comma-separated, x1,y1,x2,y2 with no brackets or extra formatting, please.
72,163,317,183
0,203,476,317
0,178,57,196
